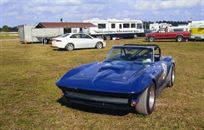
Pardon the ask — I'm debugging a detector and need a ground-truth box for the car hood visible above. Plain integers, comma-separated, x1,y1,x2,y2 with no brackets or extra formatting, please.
57,61,147,93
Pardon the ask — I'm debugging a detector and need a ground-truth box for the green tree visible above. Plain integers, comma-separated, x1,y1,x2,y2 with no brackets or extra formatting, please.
2,25,9,32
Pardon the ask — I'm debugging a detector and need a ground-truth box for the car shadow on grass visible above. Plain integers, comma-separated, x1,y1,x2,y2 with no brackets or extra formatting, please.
57,96,136,116
52,48,102,52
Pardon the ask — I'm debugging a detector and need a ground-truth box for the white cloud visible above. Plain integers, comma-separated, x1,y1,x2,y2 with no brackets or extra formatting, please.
0,0,10,5
134,0,202,10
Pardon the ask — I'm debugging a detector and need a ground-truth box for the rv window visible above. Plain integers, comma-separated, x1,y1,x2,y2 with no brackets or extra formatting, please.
123,23,130,28
111,24,115,28
98,24,106,29
131,23,136,28
137,23,143,29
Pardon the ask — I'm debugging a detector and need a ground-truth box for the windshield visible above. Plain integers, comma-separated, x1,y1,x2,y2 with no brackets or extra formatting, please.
106,47,153,63
61,33,70,37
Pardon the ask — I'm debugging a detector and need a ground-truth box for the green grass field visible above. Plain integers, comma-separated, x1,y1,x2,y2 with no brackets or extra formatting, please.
0,38,204,130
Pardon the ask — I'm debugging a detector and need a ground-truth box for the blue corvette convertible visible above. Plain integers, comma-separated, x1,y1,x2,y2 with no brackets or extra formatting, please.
56,44,175,115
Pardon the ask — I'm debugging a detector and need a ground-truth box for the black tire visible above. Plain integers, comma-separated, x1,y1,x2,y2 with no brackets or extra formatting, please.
95,42,103,49
149,37,155,42
105,35,111,40
65,43,74,51
167,64,175,87
134,34,138,38
176,36,183,42
135,83,156,115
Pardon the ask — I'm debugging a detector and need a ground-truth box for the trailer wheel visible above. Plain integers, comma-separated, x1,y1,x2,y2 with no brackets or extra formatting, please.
134,34,138,38
176,36,183,42
149,37,155,42
65,43,74,51
105,35,111,40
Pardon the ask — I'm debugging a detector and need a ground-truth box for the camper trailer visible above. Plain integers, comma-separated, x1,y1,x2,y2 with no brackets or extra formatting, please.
18,25,63,43
84,19,144,40
189,20,204,40
18,22,95,43
168,25,189,32
149,23,172,32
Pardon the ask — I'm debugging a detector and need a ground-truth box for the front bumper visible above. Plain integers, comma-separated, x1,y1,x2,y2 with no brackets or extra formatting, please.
60,87,137,110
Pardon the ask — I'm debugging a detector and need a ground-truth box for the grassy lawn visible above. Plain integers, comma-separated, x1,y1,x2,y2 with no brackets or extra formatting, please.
0,38,204,130
0,32,19,39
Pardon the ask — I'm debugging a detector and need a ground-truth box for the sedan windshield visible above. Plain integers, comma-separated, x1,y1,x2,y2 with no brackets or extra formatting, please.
61,33,70,37
106,47,153,63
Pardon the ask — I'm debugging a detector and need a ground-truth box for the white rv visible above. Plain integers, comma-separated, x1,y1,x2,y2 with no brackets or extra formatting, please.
84,19,144,40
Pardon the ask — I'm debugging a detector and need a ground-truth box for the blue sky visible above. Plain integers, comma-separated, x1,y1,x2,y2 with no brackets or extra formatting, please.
0,0,204,26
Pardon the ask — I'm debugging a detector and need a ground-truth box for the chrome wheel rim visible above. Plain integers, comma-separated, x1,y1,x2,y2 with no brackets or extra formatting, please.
150,37,154,42
97,44,102,49
172,69,175,83
68,45,73,51
178,37,182,42
149,86,155,109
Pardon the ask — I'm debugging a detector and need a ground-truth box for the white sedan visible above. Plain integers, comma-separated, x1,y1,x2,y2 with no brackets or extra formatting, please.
52,33,106,51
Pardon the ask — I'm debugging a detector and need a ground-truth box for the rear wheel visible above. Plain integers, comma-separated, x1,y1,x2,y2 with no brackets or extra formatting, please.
167,64,175,87
135,83,156,115
176,36,183,42
149,37,155,42
65,43,74,51
95,42,103,49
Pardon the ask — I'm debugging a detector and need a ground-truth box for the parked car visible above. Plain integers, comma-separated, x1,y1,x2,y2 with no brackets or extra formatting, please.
52,33,106,51
146,30,190,42
56,44,175,115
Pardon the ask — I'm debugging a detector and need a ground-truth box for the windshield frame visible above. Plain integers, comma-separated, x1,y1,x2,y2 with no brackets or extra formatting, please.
105,46,154,63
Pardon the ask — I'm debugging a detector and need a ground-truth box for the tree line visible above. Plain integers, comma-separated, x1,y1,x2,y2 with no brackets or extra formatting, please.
0,25,18,32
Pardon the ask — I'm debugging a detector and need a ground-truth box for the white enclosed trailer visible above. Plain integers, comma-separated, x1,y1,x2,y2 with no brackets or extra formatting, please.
18,25,64,43
189,20,204,40
84,19,144,40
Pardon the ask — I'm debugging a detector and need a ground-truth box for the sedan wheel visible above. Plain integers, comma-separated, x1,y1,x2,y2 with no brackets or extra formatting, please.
65,43,74,51
96,42,103,49
135,83,156,115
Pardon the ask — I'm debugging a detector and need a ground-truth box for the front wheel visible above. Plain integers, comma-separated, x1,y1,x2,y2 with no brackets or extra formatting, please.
135,83,156,115
95,42,103,49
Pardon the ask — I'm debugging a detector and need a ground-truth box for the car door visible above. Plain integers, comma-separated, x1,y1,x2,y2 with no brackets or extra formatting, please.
80,34,95,48
69,34,86,48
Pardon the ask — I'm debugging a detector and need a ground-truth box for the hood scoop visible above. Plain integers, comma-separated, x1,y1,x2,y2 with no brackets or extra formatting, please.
98,63,125,74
